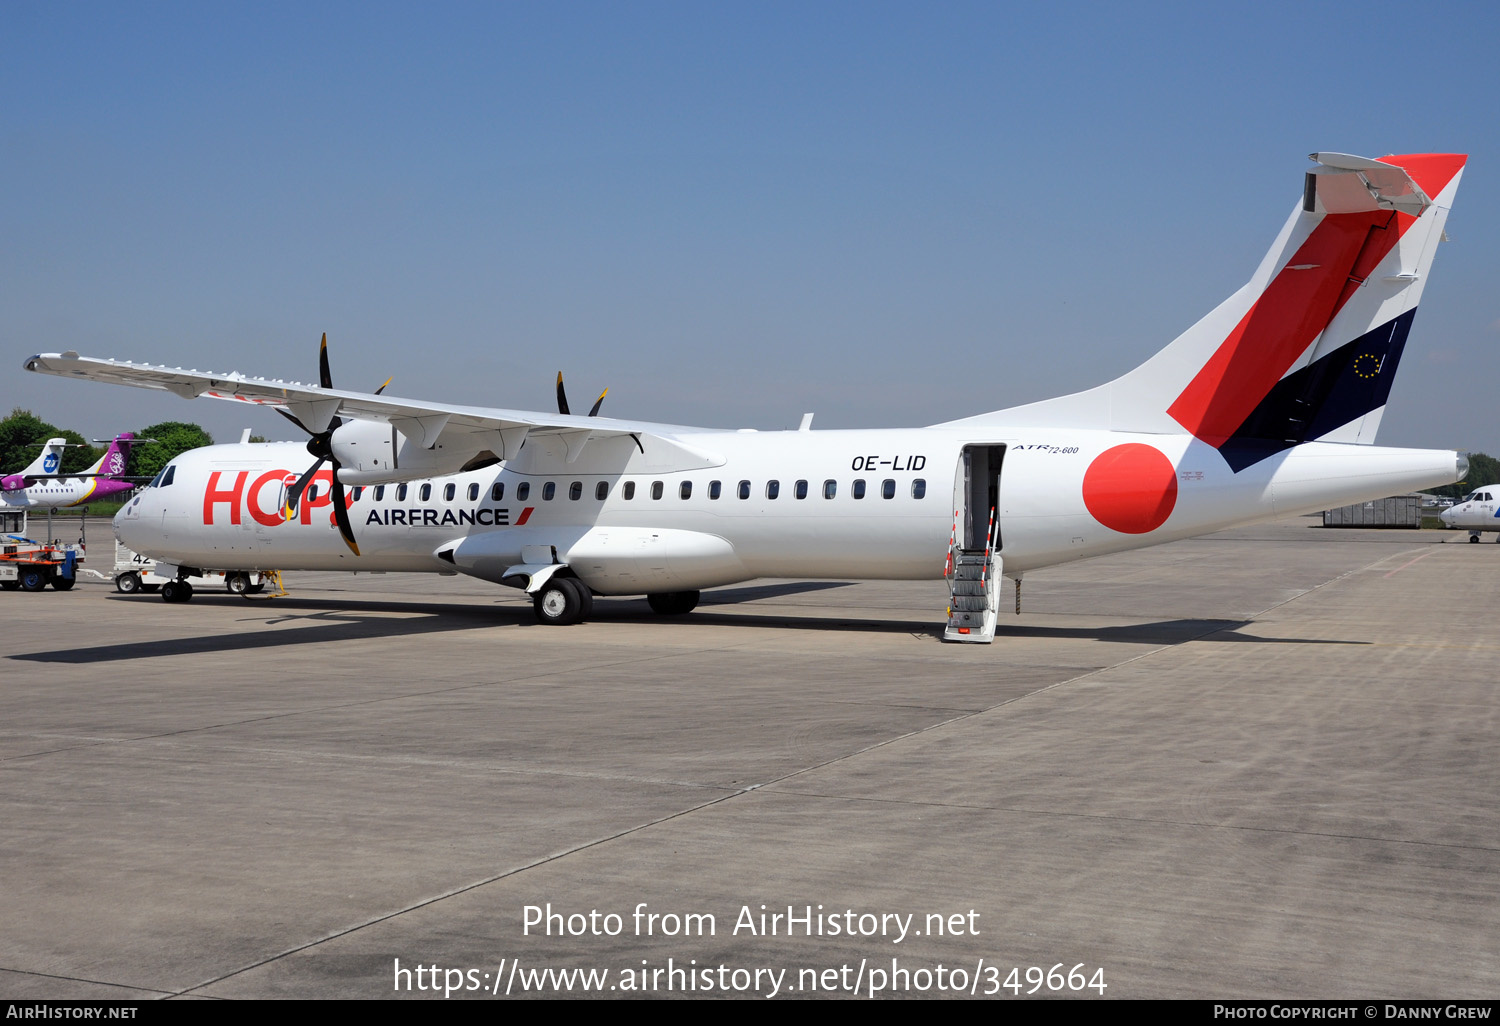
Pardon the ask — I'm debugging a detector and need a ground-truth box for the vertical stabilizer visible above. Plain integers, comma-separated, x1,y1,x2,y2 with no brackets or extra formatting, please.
82,434,137,479
4,438,69,488
940,152,1466,472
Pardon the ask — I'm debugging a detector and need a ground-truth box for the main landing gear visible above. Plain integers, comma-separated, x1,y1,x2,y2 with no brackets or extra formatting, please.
532,577,593,626
528,583,703,625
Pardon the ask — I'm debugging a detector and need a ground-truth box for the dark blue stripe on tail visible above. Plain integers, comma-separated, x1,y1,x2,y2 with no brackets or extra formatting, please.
1218,309,1416,472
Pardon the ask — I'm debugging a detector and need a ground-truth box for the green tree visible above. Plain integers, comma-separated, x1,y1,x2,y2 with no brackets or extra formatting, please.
0,409,101,475
130,422,214,480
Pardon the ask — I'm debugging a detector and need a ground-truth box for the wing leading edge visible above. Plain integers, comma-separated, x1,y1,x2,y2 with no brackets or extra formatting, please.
23,351,717,477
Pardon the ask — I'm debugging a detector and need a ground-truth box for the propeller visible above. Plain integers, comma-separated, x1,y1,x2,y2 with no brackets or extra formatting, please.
556,372,607,417
274,333,372,556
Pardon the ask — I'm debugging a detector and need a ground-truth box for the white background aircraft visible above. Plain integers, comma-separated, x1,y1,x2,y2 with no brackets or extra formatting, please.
27,152,1469,640
1439,486,1500,541
0,435,141,511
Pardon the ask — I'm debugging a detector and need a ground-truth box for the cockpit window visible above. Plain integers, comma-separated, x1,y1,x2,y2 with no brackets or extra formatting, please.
158,465,176,488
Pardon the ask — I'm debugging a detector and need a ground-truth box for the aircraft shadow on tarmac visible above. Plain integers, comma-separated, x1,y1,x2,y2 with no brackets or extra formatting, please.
12,591,1365,665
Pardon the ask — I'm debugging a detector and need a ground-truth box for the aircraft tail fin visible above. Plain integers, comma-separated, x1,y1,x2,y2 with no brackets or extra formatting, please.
942,152,1466,472
2,438,69,490
82,433,137,479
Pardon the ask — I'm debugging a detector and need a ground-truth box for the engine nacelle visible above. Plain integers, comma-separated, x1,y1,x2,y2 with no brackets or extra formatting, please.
329,419,498,484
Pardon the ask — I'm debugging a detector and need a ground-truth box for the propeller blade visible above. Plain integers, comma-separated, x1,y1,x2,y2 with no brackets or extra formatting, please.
318,332,333,390
329,474,360,556
588,389,608,417
556,372,570,415
283,458,326,520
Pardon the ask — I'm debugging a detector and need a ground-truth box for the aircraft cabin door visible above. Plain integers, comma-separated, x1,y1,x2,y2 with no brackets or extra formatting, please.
960,444,1006,551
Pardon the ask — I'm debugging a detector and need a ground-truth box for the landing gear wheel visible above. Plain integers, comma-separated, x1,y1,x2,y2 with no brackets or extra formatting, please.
1470,533,1481,543
225,572,251,595
19,568,48,592
115,572,142,594
162,580,195,603
647,590,700,616
533,577,587,625
51,576,75,591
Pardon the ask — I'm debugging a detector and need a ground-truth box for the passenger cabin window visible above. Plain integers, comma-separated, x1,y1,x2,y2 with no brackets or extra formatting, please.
709,480,722,500
420,484,432,501
738,480,751,500
766,480,780,500
491,482,504,501
596,482,609,500
516,482,530,501
651,481,664,500
444,483,456,501
911,479,926,499
375,485,385,501
680,481,692,500
794,480,808,499
623,481,636,500
569,481,582,500
852,479,866,499
882,479,895,499
823,480,836,499
397,484,408,501
467,483,479,501
542,482,556,500
352,486,363,501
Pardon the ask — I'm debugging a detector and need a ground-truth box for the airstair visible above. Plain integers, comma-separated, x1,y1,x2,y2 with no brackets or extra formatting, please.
944,506,1001,643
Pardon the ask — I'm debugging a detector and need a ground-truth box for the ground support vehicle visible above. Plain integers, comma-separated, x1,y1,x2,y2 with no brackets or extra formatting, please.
0,540,82,592
108,541,277,600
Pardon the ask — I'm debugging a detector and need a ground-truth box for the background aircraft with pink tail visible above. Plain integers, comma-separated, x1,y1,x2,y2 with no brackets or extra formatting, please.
0,434,144,511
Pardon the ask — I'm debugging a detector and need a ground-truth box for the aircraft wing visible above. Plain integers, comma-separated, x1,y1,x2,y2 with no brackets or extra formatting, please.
23,351,711,464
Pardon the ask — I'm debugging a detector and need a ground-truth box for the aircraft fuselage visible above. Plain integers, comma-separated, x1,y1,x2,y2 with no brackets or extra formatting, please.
116,428,1461,594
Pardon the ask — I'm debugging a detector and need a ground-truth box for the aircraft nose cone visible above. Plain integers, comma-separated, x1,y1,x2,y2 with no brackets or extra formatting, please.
113,499,143,545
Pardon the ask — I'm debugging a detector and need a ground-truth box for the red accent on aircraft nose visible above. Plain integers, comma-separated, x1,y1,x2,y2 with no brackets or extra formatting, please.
1082,444,1178,534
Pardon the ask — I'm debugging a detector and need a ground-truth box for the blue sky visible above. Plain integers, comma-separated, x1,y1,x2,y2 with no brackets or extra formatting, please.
4,1,1498,453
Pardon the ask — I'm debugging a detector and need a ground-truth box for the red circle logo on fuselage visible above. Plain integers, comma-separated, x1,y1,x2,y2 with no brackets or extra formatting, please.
1082,443,1177,534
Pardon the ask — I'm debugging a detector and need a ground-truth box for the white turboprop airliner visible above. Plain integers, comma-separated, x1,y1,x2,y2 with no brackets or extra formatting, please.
26,151,1470,641
1439,486,1500,541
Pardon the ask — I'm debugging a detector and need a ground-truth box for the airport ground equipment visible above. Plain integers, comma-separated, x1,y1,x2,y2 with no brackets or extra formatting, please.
945,506,1001,643
1,513,82,593
108,542,275,599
